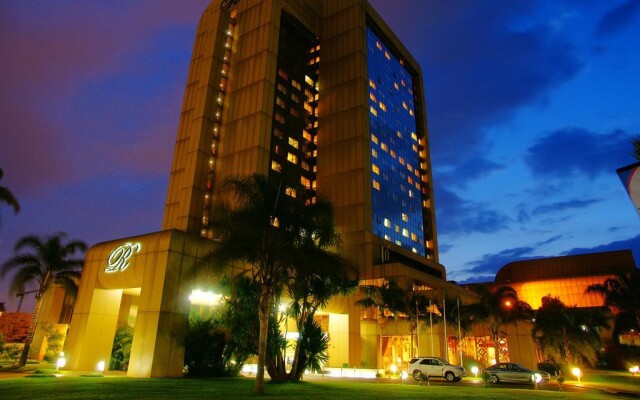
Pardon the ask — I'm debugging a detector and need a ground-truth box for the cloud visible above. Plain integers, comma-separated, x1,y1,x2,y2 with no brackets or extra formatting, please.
596,0,640,37
462,246,537,277
532,198,601,216
562,234,640,265
524,127,634,180
436,156,506,188
369,0,585,165
435,186,511,235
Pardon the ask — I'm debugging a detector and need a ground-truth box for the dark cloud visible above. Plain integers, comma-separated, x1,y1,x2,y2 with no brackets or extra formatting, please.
370,0,585,165
596,0,640,37
524,128,634,180
563,234,640,266
435,186,511,235
463,246,537,277
436,156,506,188
532,198,600,216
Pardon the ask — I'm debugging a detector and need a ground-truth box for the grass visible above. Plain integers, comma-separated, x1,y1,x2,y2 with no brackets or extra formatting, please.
0,376,615,400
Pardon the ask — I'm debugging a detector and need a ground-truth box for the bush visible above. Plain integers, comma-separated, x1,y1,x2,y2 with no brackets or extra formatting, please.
42,325,66,362
184,318,228,377
2,343,23,363
110,325,133,371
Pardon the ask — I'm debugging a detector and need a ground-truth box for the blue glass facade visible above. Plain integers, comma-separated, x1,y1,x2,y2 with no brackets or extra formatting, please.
367,27,426,256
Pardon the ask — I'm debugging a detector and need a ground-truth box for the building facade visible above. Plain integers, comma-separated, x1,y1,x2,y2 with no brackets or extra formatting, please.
61,0,499,377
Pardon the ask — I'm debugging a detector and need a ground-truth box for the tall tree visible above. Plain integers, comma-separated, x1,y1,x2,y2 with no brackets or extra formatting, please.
209,174,347,393
356,280,408,367
464,285,533,363
533,295,609,365
0,168,20,225
586,269,640,343
0,233,86,366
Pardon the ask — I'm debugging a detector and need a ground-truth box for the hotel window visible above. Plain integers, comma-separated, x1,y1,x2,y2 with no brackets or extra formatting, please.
369,79,377,89
390,149,396,158
412,144,418,152
271,160,282,172
305,75,314,86
373,179,380,191
301,161,310,171
288,137,299,149
384,218,391,228
276,97,286,108
304,103,313,114
372,148,378,158
395,225,400,233
385,51,390,60
371,134,379,144
271,217,280,227
411,132,418,141
277,83,288,94
376,41,383,50
292,80,302,90
312,180,317,189
396,131,402,138
379,102,387,112
399,157,405,165
275,113,285,124
370,92,377,102
301,176,311,189
278,69,289,80
372,164,380,175
403,101,408,110
402,213,408,222
273,128,284,139
385,234,391,241
370,106,378,116
287,152,298,164
394,82,399,90
291,93,300,103
285,187,297,198
411,233,418,242
396,240,402,246
303,130,312,141
290,107,299,117
402,228,409,238
409,109,414,116
381,142,388,151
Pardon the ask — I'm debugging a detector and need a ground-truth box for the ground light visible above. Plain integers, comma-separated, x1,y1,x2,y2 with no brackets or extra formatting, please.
630,365,639,376
572,367,582,383
400,370,408,385
56,353,66,371
389,364,397,379
471,366,479,378
97,361,106,376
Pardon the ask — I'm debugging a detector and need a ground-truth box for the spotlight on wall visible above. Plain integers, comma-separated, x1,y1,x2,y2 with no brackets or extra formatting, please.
97,360,106,375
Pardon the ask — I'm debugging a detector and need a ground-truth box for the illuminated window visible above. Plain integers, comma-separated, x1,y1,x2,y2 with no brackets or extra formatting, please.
369,79,376,89
385,51,390,60
274,128,284,139
411,233,418,242
372,164,380,175
411,132,418,141
381,142,388,151
397,131,402,138
373,180,380,191
402,213,408,222
285,187,297,198
291,93,300,103
409,109,414,116
407,164,413,173
402,228,409,238
278,69,288,80
275,113,285,124
399,157,405,166
372,148,378,158
303,130,312,141
394,82,399,90
312,180,317,189
292,80,302,90
287,152,298,164
288,137,299,148
304,103,313,114
376,41,383,50
384,218,391,228
395,225,400,233
290,107,299,117
277,83,288,94
408,190,414,198
370,92,377,102
403,101,408,110
271,217,280,227
401,79,406,87
390,150,396,158
301,161,310,171
305,75,314,86
371,134,379,144
276,97,286,108
379,102,386,112
301,176,311,189
370,106,377,116
271,160,281,172
384,234,391,241
413,144,418,152
396,240,402,246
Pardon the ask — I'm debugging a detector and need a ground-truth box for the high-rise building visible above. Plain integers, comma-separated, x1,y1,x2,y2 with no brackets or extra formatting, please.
63,0,477,378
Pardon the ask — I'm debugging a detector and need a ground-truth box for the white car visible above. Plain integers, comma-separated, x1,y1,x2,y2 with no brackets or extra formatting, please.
408,357,466,382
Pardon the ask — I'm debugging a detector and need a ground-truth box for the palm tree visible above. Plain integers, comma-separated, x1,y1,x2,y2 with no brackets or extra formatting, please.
356,280,408,368
586,269,640,343
464,285,533,363
0,167,20,225
534,295,609,365
0,233,86,366
209,173,345,393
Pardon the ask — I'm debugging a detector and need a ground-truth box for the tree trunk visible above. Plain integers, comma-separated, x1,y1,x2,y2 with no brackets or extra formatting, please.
19,295,43,367
254,285,271,394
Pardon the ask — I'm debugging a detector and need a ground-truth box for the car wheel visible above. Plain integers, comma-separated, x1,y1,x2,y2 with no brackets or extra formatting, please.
412,370,424,381
490,374,499,384
444,371,456,382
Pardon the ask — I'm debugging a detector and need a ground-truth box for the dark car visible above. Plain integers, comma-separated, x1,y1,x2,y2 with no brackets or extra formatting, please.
483,362,551,384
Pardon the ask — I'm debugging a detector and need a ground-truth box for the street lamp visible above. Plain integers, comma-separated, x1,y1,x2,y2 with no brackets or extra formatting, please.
471,366,479,378
572,367,582,383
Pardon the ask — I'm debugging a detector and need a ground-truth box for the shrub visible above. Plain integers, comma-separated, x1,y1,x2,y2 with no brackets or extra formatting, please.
42,325,66,362
110,325,133,371
2,343,23,363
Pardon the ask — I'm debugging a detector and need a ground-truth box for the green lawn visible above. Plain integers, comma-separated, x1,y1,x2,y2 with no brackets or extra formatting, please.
0,376,615,400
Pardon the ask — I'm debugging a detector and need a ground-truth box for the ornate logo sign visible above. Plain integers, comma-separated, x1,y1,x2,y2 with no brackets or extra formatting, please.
105,242,141,273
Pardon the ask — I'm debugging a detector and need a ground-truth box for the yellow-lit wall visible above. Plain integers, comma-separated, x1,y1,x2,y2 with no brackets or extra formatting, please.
505,276,608,309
